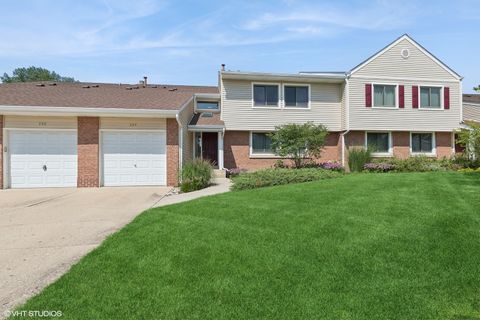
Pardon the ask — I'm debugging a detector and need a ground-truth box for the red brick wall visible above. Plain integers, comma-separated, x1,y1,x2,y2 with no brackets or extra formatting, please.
0,115,3,189
392,132,410,159
436,132,453,158
167,118,179,186
223,131,341,170
77,117,99,187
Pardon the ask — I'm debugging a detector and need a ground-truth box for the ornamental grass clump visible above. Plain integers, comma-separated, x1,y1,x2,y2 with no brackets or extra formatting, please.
348,148,372,172
180,159,213,193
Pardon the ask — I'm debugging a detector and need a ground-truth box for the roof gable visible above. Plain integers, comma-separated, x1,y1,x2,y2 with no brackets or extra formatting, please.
350,34,461,81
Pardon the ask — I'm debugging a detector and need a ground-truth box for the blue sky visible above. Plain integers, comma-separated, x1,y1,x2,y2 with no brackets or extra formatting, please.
1,0,478,92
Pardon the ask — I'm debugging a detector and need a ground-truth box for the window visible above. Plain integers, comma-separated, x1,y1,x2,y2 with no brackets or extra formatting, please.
373,85,396,107
251,132,274,155
366,132,390,154
197,101,219,110
253,85,279,107
411,133,434,154
285,85,309,108
420,87,441,109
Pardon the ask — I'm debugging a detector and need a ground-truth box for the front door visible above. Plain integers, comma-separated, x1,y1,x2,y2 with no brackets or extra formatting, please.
201,132,218,166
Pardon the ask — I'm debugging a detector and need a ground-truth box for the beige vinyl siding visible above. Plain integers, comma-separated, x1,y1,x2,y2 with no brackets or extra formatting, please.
100,117,166,130
463,103,480,123
348,78,461,131
353,39,458,81
341,82,347,130
4,116,77,129
177,99,195,164
221,79,342,131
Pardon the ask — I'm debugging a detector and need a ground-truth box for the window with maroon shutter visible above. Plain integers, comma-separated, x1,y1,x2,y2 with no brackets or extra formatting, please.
365,84,372,107
444,87,450,109
399,85,404,108
412,86,419,108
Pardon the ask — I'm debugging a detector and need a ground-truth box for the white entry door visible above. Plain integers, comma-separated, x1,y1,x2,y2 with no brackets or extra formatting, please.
101,131,166,186
8,130,78,188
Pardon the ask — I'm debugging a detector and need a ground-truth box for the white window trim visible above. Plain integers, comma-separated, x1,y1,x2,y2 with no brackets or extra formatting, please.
251,82,281,109
249,131,279,158
371,83,399,109
282,83,311,110
365,131,393,157
418,85,444,110
195,100,220,112
410,132,437,157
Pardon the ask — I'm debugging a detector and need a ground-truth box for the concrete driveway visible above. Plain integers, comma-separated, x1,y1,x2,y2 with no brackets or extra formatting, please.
0,186,170,315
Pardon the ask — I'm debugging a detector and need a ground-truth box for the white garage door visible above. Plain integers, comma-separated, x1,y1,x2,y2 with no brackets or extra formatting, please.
101,131,166,186
9,130,78,188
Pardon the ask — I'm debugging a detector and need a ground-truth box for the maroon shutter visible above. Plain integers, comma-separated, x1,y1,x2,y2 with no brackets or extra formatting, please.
399,85,404,108
412,86,419,108
444,87,450,109
365,84,372,108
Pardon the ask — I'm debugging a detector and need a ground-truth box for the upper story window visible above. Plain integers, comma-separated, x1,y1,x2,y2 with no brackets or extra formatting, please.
373,84,396,108
251,132,274,155
420,87,441,109
197,101,219,110
285,85,309,108
253,84,279,107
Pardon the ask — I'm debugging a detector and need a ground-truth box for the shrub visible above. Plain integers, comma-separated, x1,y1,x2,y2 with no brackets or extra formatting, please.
363,162,395,172
180,159,213,192
348,148,372,172
231,168,341,191
458,167,480,173
451,153,480,169
456,122,480,161
320,161,345,172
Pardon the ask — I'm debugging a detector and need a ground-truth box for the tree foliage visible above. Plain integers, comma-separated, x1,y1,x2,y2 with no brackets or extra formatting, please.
456,122,480,160
474,84,480,92
1,66,75,83
269,122,328,168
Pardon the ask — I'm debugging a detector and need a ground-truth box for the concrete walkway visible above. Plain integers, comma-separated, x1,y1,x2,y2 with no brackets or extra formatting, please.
153,178,232,207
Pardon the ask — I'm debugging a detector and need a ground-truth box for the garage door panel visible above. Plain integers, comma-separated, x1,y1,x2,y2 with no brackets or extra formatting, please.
102,131,166,186
9,131,78,188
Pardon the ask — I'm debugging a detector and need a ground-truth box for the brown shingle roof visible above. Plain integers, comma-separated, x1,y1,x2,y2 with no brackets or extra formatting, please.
189,112,224,126
463,94,480,104
0,82,218,110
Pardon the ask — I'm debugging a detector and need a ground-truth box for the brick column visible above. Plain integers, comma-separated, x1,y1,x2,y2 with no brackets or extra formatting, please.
436,132,453,158
77,117,99,187
166,118,179,186
392,132,410,159
0,115,3,189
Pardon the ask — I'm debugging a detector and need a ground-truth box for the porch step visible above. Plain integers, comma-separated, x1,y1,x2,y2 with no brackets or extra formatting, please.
214,169,227,178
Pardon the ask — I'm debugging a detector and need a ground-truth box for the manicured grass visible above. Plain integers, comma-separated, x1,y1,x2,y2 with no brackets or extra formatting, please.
16,172,480,319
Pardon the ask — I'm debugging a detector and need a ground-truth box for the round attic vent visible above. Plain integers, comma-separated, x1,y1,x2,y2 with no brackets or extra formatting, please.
401,48,410,59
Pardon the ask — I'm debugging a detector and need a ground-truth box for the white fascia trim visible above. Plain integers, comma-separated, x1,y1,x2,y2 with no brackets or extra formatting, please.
194,93,221,100
349,74,460,83
350,35,462,81
188,125,225,132
222,71,345,83
0,105,178,118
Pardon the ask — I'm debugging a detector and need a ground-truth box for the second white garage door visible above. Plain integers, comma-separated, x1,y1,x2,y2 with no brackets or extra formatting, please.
101,131,167,186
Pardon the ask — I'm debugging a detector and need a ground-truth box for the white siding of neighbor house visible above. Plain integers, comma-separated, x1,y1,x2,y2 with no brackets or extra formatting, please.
463,104,480,123
100,117,166,130
4,116,77,129
221,79,343,131
177,99,195,164
348,37,462,132
353,38,459,81
348,79,461,131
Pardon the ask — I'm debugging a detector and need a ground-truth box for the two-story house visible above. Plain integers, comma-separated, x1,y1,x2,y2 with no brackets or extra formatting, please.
0,35,465,189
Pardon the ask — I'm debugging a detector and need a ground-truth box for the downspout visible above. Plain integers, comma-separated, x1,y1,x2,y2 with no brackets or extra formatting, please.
341,75,351,167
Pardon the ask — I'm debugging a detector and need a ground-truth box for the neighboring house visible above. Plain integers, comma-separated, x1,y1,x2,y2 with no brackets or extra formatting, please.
463,94,480,124
0,34,466,189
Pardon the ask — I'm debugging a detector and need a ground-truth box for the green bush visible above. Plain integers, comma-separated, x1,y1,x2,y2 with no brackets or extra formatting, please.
348,148,372,172
231,168,341,191
180,159,213,192
372,156,453,172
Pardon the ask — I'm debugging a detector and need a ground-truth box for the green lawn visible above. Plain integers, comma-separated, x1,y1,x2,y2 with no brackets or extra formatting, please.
16,172,480,320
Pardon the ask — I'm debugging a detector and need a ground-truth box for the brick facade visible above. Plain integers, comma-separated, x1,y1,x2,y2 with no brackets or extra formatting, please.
167,118,179,186
77,117,99,187
224,131,341,170
392,132,410,159
0,115,3,189
436,132,453,158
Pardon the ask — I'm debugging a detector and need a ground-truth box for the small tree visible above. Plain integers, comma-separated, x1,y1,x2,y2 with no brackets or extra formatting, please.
474,85,480,92
269,122,328,168
456,122,480,160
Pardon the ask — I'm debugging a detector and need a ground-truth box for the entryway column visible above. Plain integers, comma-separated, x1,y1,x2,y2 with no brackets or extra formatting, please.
218,131,224,170
77,117,99,187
